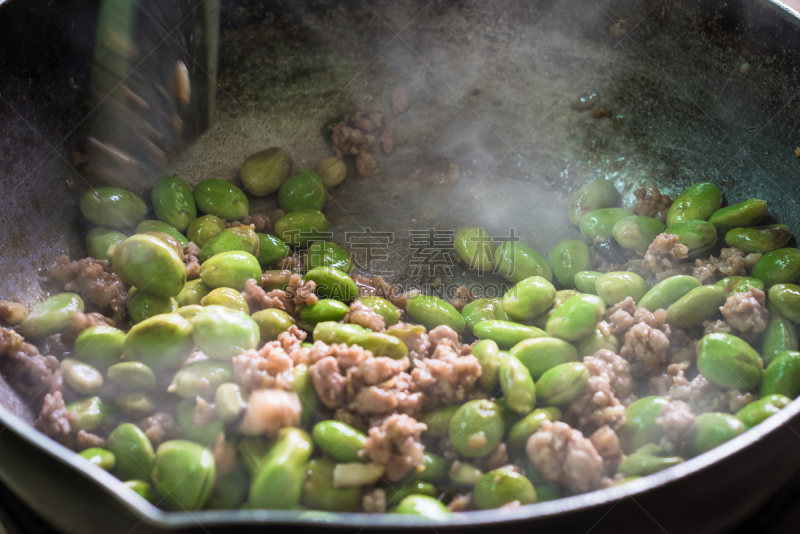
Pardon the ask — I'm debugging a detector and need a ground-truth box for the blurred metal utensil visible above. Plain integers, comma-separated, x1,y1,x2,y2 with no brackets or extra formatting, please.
88,0,218,191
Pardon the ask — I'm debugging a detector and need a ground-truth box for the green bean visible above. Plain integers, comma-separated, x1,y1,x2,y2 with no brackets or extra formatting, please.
312,421,367,463
151,176,197,231
152,440,216,511
193,178,249,221
248,427,313,509
449,399,504,457
473,469,536,509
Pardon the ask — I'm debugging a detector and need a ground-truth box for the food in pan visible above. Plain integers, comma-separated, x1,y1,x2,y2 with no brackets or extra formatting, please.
1,161,798,518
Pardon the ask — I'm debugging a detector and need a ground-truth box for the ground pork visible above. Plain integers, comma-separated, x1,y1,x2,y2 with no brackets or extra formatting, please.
193,396,217,426
212,434,238,477
362,488,386,513
226,214,271,233
353,275,408,309
692,248,761,284
566,350,634,433
386,323,430,357
656,400,696,447
620,322,671,375
526,420,611,493
657,364,755,414
590,425,625,472
238,389,301,435
447,493,473,512
277,252,305,273
719,287,769,333
331,105,384,176
183,242,201,280
411,341,481,406
138,412,182,446
242,278,285,312
481,443,510,472
362,413,426,481
284,274,318,315
74,430,106,450
381,129,394,155
233,341,294,392
450,285,478,312
60,311,114,348
0,330,62,400
278,326,308,363
641,234,690,282
428,325,460,350
632,187,672,224
0,301,28,325
48,256,128,319
35,391,70,442
703,320,732,336
345,300,385,332
390,87,410,115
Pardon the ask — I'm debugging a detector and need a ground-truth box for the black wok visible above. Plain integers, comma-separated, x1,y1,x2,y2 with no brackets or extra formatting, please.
2,0,800,532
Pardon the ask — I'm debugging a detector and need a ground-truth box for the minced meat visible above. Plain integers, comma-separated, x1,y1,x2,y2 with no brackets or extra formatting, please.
656,400,696,446
632,187,672,224
566,350,633,433
410,340,482,406
138,412,182,446
0,332,62,400
450,285,478,312
60,311,114,348
35,391,70,442
590,425,624,472
719,287,769,333
233,342,295,392
345,300,385,332
238,389,301,435
641,234,690,281
183,242,201,280
526,420,611,493
242,278,285,312
692,248,761,284
362,488,386,513
226,214,270,233
362,413,426,481
48,256,128,319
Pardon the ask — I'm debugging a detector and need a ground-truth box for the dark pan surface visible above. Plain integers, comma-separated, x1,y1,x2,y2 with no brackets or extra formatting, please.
3,0,800,532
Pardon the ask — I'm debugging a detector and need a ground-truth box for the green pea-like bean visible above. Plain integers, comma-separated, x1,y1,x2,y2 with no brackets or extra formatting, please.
206,462,250,510
176,279,211,307
107,361,156,390
279,170,326,212
392,495,451,520
474,469,536,509
406,294,466,334
168,360,233,397
312,421,367,463
304,267,357,302
574,323,619,357
386,481,438,508
448,460,484,487
313,321,368,344
668,219,718,258
666,182,722,227
301,458,362,512
18,293,83,339
85,227,127,262
493,241,553,283
715,276,764,297
252,308,295,341
127,287,178,324
72,325,125,369
199,251,262,291
545,293,605,341
273,209,330,247
200,287,250,313
617,448,683,476
421,405,461,438
78,448,116,471
509,337,579,379
193,178,249,221
256,233,291,267
761,313,799,366
768,284,800,323
473,320,546,349
240,147,293,197
215,382,247,424
349,332,408,359
548,239,592,288
752,248,800,287
595,271,649,306
760,350,800,398
736,394,791,429
247,427,314,509
708,199,767,233
665,285,726,329
152,439,216,511
113,235,186,298
612,215,665,251
691,412,745,457
637,275,700,313
61,359,104,396
579,208,633,242
449,399,504,458
617,396,669,453
116,392,157,418
502,276,557,322
567,179,620,226
507,407,561,450
136,220,189,247
499,354,536,414
192,305,259,359
80,187,147,229
176,397,224,445
573,271,602,295
455,227,495,271
122,313,193,371
461,298,505,333
305,241,353,273
725,224,792,254
299,299,350,326
186,214,227,248
419,452,449,483
66,396,114,432
141,230,184,259
151,176,197,231
199,226,260,263
108,423,155,482
535,362,589,406
696,333,763,389
357,296,401,327
473,339,501,393
123,480,154,503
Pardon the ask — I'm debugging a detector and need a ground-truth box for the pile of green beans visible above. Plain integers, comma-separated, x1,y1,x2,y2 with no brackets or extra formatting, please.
7,164,800,520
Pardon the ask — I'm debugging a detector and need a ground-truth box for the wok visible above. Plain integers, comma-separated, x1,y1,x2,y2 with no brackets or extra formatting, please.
2,0,800,532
